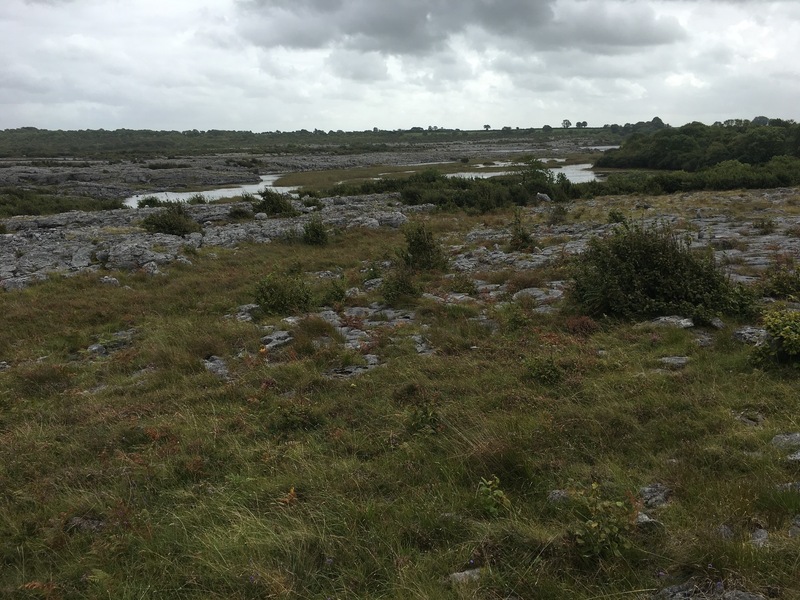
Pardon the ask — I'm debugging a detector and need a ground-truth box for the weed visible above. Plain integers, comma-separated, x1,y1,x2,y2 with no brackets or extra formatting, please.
753,218,776,234
477,475,511,517
254,272,312,315
569,483,637,559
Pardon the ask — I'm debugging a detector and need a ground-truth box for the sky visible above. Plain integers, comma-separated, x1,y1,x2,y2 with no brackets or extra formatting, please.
1,0,798,132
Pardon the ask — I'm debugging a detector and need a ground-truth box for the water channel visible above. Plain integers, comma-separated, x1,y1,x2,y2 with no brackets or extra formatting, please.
124,164,600,208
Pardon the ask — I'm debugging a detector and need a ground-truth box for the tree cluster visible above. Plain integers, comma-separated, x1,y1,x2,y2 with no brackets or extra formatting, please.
596,119,800,171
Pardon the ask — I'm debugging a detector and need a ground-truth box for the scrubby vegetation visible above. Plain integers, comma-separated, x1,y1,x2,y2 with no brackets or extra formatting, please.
139,202,202,236
2,202,799,598
569,222,753,322
1,186,124,217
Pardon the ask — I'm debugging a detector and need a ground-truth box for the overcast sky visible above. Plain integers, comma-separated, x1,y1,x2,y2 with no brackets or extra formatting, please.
1,0,798,132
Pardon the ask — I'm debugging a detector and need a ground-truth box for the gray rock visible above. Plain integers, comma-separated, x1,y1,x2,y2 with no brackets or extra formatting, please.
771,433,800,449
203,356,230,380
733,326,768,346
635,512,663,529
722,592,766,600
261,330,293,350
231,304,260,322
659,356,690,369
0,361,10,371
536,192,552,203
650,316,694,329
99,275,119,286
653,580,697,599
717,524,735,539
87,343,107,356
448,568,481,584
640,483,672,509
547,489,570,503
750,528,768,547
789,515,800,538
512,287,563,303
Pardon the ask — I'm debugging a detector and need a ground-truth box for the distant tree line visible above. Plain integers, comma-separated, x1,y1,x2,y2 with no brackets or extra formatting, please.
0,126,621,159
596,118,800,171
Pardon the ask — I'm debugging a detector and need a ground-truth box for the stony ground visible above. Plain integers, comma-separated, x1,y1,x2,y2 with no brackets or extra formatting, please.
0,138,600,200
2,184,800,598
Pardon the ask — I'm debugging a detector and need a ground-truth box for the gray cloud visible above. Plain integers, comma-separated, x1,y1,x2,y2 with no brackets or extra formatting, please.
236,0,556,54
0,0,798,131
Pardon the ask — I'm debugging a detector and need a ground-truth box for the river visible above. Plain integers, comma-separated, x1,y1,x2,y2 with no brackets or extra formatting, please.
124,164,600,208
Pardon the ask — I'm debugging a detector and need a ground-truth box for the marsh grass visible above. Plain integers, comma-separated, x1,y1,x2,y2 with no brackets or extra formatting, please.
1,209,799,599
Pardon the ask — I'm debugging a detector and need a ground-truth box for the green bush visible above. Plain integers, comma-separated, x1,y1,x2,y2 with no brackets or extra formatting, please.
254,189,297,217
507,209,537,252
756,309,800,367
570,222,749,321
137,196,165,208
397,223,448,271
186,193,207,205
381,267,420,305
140,203,202,236
227,205,253,221
569,483,636,559
302,216,328,245
254,272,312,315
759,260,800,301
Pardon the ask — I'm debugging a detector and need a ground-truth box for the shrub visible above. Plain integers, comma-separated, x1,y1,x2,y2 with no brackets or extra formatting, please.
477,475,511,518
507,208,537,252
140,203,202,236
137,196,165,208
227,205,253,221
397,223,448,271
254,189,297,217
759,258,800,301
318,278,346,306
0,222,6,235
569,483,637,559
756,309,800,367
607,208,627,225
381,267,420,305
186,193,207,205
546,204,569,226
570,222,749,321
254,272,312,315
302,216,328,246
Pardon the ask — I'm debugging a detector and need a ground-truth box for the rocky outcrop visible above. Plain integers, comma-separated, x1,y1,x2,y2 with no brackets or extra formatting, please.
0,194,427,290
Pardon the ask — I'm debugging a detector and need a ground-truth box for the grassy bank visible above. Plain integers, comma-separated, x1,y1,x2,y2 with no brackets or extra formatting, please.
1,208,799,599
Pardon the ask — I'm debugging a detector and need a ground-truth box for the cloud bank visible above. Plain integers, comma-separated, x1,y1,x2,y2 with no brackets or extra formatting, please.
0,0,797,131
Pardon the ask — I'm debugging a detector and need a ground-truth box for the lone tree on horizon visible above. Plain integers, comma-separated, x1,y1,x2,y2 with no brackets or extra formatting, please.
484,124,491,131
562,119,572,129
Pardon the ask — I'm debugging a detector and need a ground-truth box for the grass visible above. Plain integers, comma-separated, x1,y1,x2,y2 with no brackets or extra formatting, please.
2,206,800,598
